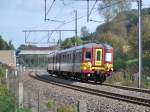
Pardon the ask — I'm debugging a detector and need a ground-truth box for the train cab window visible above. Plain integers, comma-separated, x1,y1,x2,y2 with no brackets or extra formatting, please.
97,51,101,61
105,53,112,62
85,51,91,60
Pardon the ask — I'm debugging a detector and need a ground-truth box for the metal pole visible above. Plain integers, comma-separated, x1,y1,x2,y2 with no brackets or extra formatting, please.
37,90,40,112
138,0,142,88
75,10,77,46
45,0,47,21
87,0,89,22
25,32,27,43
59,31,61,49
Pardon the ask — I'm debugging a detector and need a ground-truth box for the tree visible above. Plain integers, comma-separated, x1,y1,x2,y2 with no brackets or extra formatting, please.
142,15,150,51
80,26,90,38
17,44,37,50
0,36,8,50
61,37,83,49
8,40,15,50
0,35,15,50
17,44,26,50
61,38,72,49
98,0,131,22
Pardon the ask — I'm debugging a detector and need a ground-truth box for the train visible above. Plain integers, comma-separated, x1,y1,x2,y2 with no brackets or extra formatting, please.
47,43,113,84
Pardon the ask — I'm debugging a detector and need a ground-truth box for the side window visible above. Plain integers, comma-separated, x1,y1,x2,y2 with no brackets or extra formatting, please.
76,52,78,62
62,55,64,62
68,54,69,63
65,54,66,62
85,51,91,60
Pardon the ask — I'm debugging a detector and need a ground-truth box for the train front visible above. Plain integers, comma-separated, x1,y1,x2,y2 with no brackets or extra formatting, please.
81,44,113,82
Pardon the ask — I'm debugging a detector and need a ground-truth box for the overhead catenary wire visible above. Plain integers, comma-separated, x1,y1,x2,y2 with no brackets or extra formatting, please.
25,0,138,45
46,0,56,16
52,0,128,28
88,0,98,19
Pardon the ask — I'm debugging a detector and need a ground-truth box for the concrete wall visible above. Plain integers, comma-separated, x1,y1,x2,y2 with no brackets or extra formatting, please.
0,50,16,68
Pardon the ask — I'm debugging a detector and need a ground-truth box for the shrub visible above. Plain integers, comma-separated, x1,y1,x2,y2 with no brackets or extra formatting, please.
46,99,55,109
0,67,5,80
57,105,77,112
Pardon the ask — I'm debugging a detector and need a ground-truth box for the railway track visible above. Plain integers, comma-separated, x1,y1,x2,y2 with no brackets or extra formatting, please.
103,83,150,94
29,72,150,107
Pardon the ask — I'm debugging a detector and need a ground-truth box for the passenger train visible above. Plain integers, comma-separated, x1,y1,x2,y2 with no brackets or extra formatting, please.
47,43,113,84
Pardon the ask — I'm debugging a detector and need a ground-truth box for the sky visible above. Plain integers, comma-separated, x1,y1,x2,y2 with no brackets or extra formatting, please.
0,0,150,48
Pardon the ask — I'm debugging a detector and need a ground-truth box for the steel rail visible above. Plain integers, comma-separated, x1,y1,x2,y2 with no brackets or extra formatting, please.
28,73,150,107
103,83,150,94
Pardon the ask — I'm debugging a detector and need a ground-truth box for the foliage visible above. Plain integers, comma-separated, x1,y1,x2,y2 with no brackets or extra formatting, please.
16,44,37,56
95,32,126,48
57,105,77,112
143,52,150,72
106,72,134,86
114,55,126,71
46,99,55,109
0,95,15,112
0,94,31,112
0,67,31,112
17,44,37,50
8,40,15,50
0,68,5,80
0,85,9,96
61,37,83,49
98,0,131,22
0,87,32,112
96,6,150,87
80,26,90,39
0,35,15,50
16,107,32,112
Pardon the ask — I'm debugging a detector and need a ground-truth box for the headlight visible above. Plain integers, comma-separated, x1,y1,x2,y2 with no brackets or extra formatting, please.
105,64,113,71
87,62,92,67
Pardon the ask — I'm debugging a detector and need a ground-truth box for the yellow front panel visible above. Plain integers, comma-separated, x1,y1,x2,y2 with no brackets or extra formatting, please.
95,49,102,66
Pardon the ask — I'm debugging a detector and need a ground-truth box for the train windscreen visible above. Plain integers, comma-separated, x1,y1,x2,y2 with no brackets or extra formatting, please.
85,51,91,60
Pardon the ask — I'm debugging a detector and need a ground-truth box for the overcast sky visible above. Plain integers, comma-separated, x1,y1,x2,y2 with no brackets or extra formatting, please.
0,0,150,48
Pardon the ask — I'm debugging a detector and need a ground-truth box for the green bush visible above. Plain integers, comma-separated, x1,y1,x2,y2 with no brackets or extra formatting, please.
0,95,15,112
0,94,32,112
0,67,5,80
57,105,77,112
16,107,32,112
106,72,133,86
46,99,55,109
0,75,31,112
0,85,9,95
114,54,129,70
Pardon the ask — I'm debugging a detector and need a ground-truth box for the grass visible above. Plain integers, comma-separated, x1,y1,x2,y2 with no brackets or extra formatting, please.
46,99,55,109
106,71,134,86
106,71,150,89
0,67,32,112
0,67,5,80
46,99,77,112
57,105,77,112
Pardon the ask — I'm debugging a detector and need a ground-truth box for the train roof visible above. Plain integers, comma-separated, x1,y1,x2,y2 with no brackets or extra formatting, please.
59,43,112,54
48,43,112,56
103,43,113,49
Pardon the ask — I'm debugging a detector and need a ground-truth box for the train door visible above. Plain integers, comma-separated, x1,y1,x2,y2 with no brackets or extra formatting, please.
95,48,103,66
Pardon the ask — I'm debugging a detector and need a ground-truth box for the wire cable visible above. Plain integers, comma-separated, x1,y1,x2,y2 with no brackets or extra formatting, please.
46,0,56,16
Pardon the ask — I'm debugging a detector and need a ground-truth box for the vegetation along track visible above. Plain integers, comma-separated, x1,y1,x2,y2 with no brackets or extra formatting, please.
28,72,150,107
